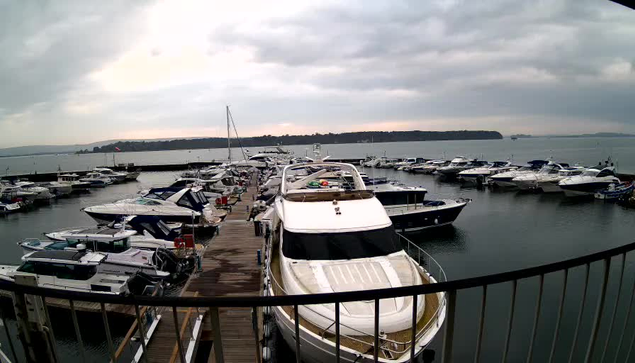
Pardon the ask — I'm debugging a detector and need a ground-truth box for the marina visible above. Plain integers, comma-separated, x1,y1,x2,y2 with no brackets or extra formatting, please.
1,140,635,362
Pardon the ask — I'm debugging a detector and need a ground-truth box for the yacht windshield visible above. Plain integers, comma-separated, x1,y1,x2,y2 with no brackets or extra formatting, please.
282,226,402,260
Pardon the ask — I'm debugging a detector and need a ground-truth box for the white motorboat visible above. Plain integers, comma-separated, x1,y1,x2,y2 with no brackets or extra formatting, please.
80,172,113,188
393,158,418,170
436,157,487,178
559,167,621,197
94,167,128,183
488,160,549,187
511,162,571,191
38,181,73,197
44,216,184,250
0,184,37,202
265,162,446,362
533,166,586,193
458,161,516,184
18,232,194,280
13,181,54,201
0,202,20,214
83,187,219,227
58,173,92,191
0,250,161,295
410,160,448,174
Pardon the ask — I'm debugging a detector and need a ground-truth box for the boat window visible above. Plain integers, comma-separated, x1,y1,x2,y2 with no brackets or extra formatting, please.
136,198,161,206
282,226,402,260
597,169,616,178
96,238,129,253
17,262,36,273
171,180,188,188
375,191,427,206
177,195,194,209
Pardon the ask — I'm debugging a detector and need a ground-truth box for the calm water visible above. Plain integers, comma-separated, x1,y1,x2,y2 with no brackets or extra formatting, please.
1,140,635,361
2,137,635,175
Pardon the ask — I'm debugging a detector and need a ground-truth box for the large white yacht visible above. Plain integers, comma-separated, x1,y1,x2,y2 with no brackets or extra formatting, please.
13,181,54,201
265,162,446,362
559,167,621,197
435,157,486,178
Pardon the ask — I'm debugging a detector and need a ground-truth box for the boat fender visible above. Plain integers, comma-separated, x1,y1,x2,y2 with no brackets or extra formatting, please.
263,306,272,316
262,347,271,361
263,322,273,338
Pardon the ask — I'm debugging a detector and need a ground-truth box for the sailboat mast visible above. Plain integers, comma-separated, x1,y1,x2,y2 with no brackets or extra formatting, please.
226,105,232,162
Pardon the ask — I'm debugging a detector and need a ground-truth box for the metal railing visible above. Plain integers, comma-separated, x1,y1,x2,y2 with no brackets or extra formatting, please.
1,240,635,362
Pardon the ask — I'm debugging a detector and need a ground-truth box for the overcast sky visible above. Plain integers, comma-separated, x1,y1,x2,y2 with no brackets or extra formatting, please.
0,0,634,147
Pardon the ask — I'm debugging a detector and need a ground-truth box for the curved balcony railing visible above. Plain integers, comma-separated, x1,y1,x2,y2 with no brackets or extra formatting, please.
1,240,635,362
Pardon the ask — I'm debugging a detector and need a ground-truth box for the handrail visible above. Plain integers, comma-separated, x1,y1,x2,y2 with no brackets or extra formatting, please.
2,240,635,307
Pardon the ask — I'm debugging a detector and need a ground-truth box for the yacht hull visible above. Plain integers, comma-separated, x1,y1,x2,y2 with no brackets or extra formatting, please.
560,182,615,197
84,210,199,225
386,201,468,232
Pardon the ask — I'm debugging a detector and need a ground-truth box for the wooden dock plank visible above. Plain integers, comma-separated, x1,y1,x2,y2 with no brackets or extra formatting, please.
145,182,264,363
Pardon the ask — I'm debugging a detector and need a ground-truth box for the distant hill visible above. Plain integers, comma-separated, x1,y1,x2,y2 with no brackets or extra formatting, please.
91,130,503,153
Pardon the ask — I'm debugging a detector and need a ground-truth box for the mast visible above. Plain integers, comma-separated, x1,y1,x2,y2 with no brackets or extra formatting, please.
226,105,232,163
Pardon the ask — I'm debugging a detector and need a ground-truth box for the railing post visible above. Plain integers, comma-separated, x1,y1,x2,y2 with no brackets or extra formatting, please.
442,290,457,363
335,302,341,363
600,253,626,362
209,307,224,363
411,294,418,362
374,298,380,363
474,285,487,363
526,274,544,363
172,306,186,363
502,280,518,363
548,269,568,363
100,302,116,363
69,299,87,363
133,304,148,363
569,263,591,363
614,262,635,363
252,307,261,363
294,305,301,363
584,258,611,363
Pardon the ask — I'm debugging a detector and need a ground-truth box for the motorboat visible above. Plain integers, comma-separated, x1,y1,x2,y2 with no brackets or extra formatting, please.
488,160,549,187
93,167,128,183
0,250,161,295
410,160,448,174
125,169,141,181
38,181,73,197
372,185,469,232
0,183,38,202
265,162,446,362
394,158,418,170
142,187,227,221
83,187,220,227
436,157,486,178
80,172,113,188
511,162,573,191
595,182,634,200
58,173,92,191
44,215,183,250
457,161,516,184
13,181,54,201
533,166,586,193
559,167,621,197
0,202,20,214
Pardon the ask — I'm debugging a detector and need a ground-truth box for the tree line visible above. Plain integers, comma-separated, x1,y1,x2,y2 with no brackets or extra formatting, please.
91,130,503,153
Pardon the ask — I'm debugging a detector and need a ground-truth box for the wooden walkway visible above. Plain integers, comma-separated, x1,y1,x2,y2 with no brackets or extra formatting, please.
143,184,264,363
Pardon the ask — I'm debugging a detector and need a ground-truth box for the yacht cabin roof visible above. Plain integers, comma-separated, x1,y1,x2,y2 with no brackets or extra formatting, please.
281,197,392,234
24,251,105,265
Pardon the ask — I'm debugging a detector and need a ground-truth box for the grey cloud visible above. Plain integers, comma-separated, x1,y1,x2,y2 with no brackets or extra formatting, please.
0,1,150,115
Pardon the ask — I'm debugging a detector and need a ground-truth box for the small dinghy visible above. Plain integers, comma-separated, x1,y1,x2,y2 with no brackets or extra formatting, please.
594,182,634,200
